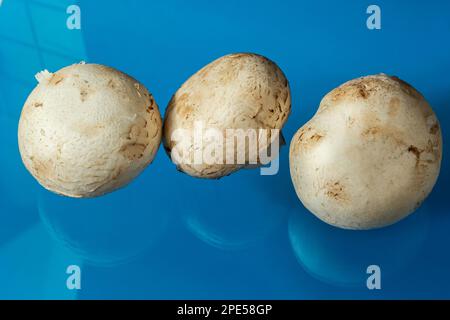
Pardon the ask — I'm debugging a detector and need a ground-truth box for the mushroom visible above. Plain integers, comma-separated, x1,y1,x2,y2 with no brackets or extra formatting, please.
289,74,442,229
163,53,291,178
18,62,162,198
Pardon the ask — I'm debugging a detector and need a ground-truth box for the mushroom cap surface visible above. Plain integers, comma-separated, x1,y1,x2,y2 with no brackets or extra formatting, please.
289,74,442,229
18,63,162,198
163,53,291,178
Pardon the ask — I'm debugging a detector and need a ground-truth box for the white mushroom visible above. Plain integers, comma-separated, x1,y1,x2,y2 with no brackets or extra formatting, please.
163,53,291,178
18,63,162,198
289,74,442,229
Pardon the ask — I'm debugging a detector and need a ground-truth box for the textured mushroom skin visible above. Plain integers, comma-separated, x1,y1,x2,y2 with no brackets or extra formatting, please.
18,63,162,198
289,74,442,230
163,53,291,178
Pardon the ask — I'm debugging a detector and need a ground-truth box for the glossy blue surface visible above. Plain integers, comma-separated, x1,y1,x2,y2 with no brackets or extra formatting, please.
0,0,449,299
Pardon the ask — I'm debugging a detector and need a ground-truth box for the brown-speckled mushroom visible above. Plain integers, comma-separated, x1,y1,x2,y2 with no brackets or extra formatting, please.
163,53,291,178
289,74,442,229
18,62,162,198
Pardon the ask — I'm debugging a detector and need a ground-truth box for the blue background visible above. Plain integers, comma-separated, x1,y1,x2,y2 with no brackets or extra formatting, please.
0,0,449,299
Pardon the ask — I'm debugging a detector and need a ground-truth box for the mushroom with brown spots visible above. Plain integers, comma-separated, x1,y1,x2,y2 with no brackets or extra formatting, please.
289,74,442,230
163,53,291,178
18,62,162,198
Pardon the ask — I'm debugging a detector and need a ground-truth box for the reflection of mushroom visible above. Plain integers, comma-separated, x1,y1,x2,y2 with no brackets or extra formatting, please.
289,74,442,230
163,53,291,178
18,63,162,198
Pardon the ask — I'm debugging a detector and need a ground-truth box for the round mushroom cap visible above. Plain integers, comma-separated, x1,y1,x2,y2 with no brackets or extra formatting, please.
163,53,291,178
289,74,442,230
18,63,162,198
